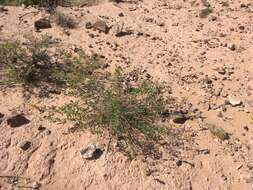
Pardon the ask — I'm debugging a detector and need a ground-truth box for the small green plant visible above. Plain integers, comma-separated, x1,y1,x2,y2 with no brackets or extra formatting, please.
57,67,173,157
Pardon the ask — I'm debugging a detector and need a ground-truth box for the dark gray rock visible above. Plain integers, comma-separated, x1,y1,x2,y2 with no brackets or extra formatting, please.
19,141,31,151
80,144,103,160
34,18,52,31
7,114,30,128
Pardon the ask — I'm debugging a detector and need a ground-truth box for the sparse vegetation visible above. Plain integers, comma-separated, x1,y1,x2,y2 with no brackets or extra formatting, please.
57,68,174,157
0,36,178,158
0,35,101,94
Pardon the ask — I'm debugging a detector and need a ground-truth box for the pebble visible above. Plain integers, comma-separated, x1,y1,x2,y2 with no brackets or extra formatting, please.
228,96,242,106
92,20,109,33
34,18,52,31
170,111,189,124
19,141,31,151
176,160,183,166
227,43,236,51
31,182,41,189
80,144,103,160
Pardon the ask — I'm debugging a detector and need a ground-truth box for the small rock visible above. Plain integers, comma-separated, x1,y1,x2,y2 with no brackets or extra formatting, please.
208,124,229,140
171,111,189,124
34,18,52,31
80,144,103,160
38,125,46,131
19,141,31,151
31,182,41,189
0,112,4,123
118,12,124,17
217,68,226,75
228,96,242,106
92,20,109,33
0,6,8,12
239,25,245,30
176,160,183,166
243,126,249,132
7,114,30,128
227,43,236,51
85,21,93,29
198,149,210,154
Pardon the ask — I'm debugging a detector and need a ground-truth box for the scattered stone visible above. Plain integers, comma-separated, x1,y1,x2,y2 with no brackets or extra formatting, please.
227,43,236,51
243,126,249,132
118,12,124,17
170,111,189,124
19,141,31,151
0,6,8,12
85,22,93,29
204,76,212,84
239,25,245,30
92,20,109,33
216,68,226,75
0,112,4,124
209,15,217,21
197,149,210,154
80,144,103,160
38,125,46,131
208,124,229,140
199,7,213,18
31,181,41,189
228,96,242,106
7,114,30,128
34,18,52,31
176,159,183,166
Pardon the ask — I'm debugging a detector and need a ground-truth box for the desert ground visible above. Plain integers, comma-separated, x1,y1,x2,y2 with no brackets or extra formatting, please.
0,0,253,189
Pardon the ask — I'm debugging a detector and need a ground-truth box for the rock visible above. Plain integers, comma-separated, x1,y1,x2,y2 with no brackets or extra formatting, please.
34,18,52,31
0,112,4,124
85,21,93,29
208,124,229,140
228,96,242,106
19,141,31,151
38,125,46,131
7,114,30,128
216,68,226,75
239,25,245,30
0,6,8,12
243,126,249,131
227,43,236,51
92,20,109,33
171,111,189,124
80,144,103,160
198,149,210,154
118,12,124,17
31,182,41,189
176,160,183,166
204,76,212,84
111,22,124,36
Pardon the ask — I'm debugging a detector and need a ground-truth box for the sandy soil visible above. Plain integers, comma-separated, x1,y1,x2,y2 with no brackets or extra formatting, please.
0,0,253,189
